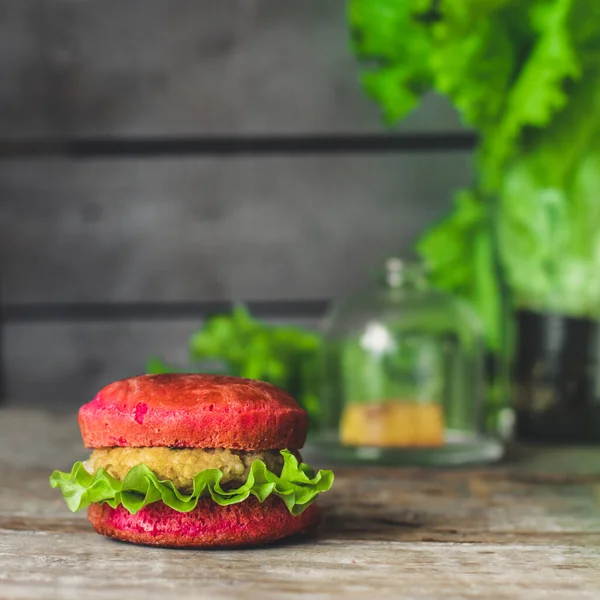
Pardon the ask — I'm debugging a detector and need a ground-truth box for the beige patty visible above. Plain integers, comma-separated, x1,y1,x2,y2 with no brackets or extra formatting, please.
84,447,285,491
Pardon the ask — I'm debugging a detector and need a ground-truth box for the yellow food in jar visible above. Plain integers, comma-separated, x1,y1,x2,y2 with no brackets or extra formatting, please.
340,401,445,447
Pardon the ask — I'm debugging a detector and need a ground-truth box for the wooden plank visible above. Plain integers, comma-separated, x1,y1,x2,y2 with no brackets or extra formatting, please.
3,318,317,407
0,0,464,137
0,152,471,304
1,534,599,600
0,2,59,138
2,320,199,408
1,410,600,599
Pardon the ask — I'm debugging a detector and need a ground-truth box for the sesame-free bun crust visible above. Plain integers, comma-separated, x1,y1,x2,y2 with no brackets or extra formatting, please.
88,497,320,548
79,374,307,450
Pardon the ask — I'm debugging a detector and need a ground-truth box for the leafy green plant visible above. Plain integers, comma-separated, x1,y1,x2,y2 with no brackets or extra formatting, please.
147,306,323,430
349,0,600,336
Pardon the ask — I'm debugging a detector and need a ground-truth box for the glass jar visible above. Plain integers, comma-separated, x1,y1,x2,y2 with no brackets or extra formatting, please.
315,258,503,466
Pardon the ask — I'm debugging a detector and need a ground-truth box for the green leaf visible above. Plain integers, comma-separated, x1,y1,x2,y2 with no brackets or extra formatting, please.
350,0,600,320
431,0,518,133
417,189,503,351
497,63,600,316
481,0,581,189
50,450,334,518
351,0,585,182
349,0,434,123
146,357,188,374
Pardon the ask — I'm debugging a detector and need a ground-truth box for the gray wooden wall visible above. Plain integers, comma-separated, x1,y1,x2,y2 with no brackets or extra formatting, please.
1,0,470,407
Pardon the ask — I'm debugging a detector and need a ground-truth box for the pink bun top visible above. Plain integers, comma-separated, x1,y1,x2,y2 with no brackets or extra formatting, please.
78,374,307,450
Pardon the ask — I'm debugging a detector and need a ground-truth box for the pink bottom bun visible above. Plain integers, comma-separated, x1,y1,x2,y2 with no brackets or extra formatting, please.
88,496,320,548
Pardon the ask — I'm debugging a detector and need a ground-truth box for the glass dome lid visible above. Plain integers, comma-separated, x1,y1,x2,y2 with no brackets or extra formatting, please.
315,257,503,466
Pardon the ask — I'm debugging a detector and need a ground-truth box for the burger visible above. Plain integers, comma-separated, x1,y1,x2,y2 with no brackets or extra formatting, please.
50,373,334,548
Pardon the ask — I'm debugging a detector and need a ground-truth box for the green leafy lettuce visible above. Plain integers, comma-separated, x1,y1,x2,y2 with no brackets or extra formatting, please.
50,450,333,517
349,0,600,327
349,0,434,123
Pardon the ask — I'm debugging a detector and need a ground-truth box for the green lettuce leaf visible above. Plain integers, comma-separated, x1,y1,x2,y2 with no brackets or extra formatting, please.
497,66,600,316
480,0,581,190
348,0,434,123
417,189,503,351
350,0,600,319
430,0,518,136
50,450,333,517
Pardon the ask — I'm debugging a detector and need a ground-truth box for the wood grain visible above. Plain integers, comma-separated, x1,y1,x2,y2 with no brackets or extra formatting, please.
0,0,463,137
0,153,471,305
1,409,600,599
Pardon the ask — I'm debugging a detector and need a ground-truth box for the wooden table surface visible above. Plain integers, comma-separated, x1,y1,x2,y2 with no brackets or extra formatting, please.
1,408,600,600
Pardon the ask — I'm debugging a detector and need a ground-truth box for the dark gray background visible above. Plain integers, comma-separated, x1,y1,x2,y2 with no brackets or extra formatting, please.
1,0,470,407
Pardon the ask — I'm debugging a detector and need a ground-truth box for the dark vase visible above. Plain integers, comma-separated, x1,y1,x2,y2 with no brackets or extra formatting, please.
514,310,600,442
